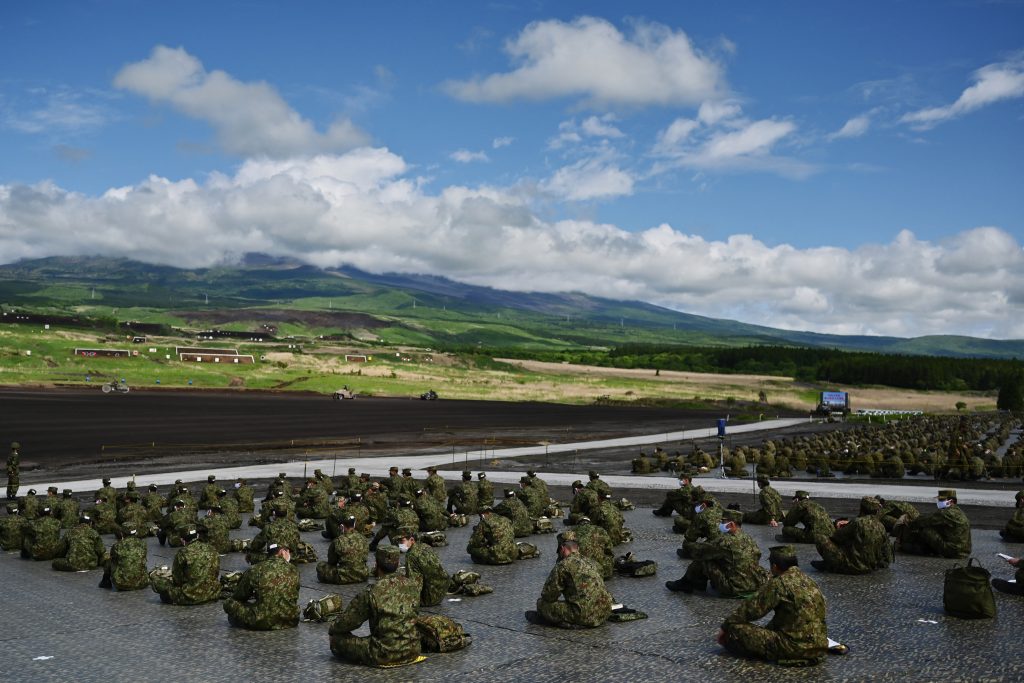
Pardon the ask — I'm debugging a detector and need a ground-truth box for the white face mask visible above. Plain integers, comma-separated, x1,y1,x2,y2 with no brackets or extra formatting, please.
234,483,241,489
936,499,951,509
718,522,731,533
398,542,411,553
694,503,706,514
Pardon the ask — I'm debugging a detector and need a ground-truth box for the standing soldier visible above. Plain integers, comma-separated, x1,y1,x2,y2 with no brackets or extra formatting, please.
424,466,446,502
52,513,105,572
717,545,828,666
224,543,300,630
100,525,149,591
6,442,20,499
317,515,370,585
528,535,612,629
812,497,893,574
150,527,221,605
744,475,784,526
467,507,516,565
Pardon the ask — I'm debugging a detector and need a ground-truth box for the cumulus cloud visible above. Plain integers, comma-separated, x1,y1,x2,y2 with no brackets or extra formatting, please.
492,136,514,148
450,149,490,163
901,58,1024,129
542,157,635,201
114,45,369,157
3,86,112,134
827,114,871,141
442,16,725,106
0,148,1020,338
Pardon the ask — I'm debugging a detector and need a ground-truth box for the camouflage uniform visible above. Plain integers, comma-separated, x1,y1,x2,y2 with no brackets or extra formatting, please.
102,533,149,591
424,470,447,503
567,484,598,525
20,491,40,520
476,474,494,509
526,472,549,505
467,513,516,565
1000,491,1024,541
296,481,331,519
142,487,165,522
6,444,19,499
879,499,919,534
370,502,419,548
198,478,220,510
591,498,628,545
52,522,105,571
679,502,722,558
632,453,654,473
652,480,694,518
150,539,221,605
0,507,27,550
21,513,62,560
536,552,613,628
897,504,971,558
575,521,615,580
329,571,422,666
447,477,479,515
247,516,301,564
519,480,546,518
224,555,300,630
682,529,769,597
363,488,390,523
317,530,370,585
233,481,255,513
781,497,833,544
585,473,612,499
814,514,893,574
198,511,234,554
218,495,241,530
494,493,533,538
158,505,196,547
721,566,828,665
413,493,447,532
405,540,450,606
744,483,784,525
314,469,335,498
56,491,81,529
88,500,121,535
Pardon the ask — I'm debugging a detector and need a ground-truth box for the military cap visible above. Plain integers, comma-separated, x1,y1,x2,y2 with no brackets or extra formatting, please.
63,489,74,496
47,486,58,493
402,468,412,475
397,525,417,537
794,490,810,499
389,466,399,473
217,488,227,496
207,475,216,482
860,496,883,513
768,545,797,564
461,471,472,480
519,476,531,484
348,467,357,474
314,469,323,475
375,545,400,565
588,470,600,479
359,472,370,479
426,466,437,473
937,489,957,499
557,530,578,544
126,480,137,489
238,478,248,484
351,493,363,501
278,472,288,479
174,479,184,485
209,504,222,513
102,478,111,485
306,477,316,484
27,489,36,495
721,509,742,523
172,499,185,507
183,527,199,541
341,515,357,527
756,474,770,484
80,513,92,523
10,442,20,450
266,542,285,556
5,502,18,513
479,505,493,514
577,516,591,525
398,496,413,507
415,488,425,496
571,480,583,488
148,484,158,491
477,472,486,479
504,489,516,498
527,470,537,477
1016,490,1024,501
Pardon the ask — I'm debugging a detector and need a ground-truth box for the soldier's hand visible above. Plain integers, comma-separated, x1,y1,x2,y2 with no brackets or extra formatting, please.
895,514,908,526
1009,557,1021,567
769,519,779,528
716,628,727,645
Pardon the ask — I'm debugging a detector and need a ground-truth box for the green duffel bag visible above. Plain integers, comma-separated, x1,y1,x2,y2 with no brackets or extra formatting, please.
516,542,541,559
416,614,472,652
303,593,344,622
943,558,996,619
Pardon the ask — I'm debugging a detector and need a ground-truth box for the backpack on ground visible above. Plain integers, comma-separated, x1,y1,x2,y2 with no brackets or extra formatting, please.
303,593,344,622
943,557,996,619
416,614,472,652
516,542,541,559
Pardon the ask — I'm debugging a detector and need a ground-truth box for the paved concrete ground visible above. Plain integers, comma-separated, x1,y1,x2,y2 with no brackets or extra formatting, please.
3,502,1022,682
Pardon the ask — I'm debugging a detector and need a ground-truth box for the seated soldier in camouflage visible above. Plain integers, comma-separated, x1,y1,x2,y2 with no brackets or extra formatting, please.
678,492,722,558
999,490,1024,541
779,491,833,544
591,492,629,545
877,496,920,534
100,524,149,591
446,471,478,515
567,479,598,526
467,507,517,565
811,497,893,574
527,535,612,629
494,489,533,538
0,503,27,550
667,509,768,597
329,546,422,667
895,489,971,558
399,528,450,607
317,515,369,585
743,475,784,526
652,469,695,519
52,512,105,572
224,543,300,630
992,555,1024,596
568,518,614,580
21,506,62,560
150,527,221,605
296,477,331,519
718,545,828,666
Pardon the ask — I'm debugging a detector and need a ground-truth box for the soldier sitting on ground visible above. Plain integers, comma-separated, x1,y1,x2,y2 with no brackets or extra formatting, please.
447,471,478,516
894,489,971,558
399,527,450,607
317,515,369,585
992,555,1024,596
571,517,615,580
329,546,423,667
467,506,516,565
667,509,768,597
717,545,828,666
1000,490,1024,541
52,512,105,572
811,497,893,574
150,527,221,605
743,475,784,526
779,491,833,544
527,535,612,629
21,506,62,560
0,503,27,550
100,524,149,591
296,477,331,519
224,542,300,630
877,496,920,534
567,479,598,526
494,489,533,538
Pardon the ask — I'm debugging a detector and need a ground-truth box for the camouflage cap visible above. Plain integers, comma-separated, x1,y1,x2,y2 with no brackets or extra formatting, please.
571,480,583,488
937,489,957,499
10,442,20,450
519,476,531,484
504,489,516,498
756,474,770,484
314,469,323,475
397,525,417,537
27,489,36,495
860,496,883,513
207,475,216,482
768,545,797,564
102,478,111,485
47,486,58,493
477,472,486,479
402,468,412,475
5,503,18,513
479,505,493,514
63,489,74,496
375,545,400,565
461,471,472,480
266,542,285,556
148,484,158,491
341,515,357,527
557,530,578,544
721,508,743,523
389,466,399,473
526,470,537,477
1016,490,1024,501
426,465,437,473
588,470,600,479
794,490,810,499
348,467,357,474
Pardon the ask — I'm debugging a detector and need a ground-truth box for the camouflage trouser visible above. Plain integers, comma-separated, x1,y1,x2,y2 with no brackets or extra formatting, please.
223,598,298,630
896,527,967,558
722,623,824,665
814,537,864,574
330,634,419,667
780,526,816,544
742,508,773,525
52,557,99,572
672,517,691,534
6,477,18,499
316,561,368,585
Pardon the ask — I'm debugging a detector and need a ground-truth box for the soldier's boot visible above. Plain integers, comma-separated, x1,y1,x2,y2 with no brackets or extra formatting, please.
810,559,827,572
993,578,1024,596
665,578,693,593
156,530,166,546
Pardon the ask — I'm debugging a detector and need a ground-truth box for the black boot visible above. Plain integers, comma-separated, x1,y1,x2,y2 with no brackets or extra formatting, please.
665,578,693,593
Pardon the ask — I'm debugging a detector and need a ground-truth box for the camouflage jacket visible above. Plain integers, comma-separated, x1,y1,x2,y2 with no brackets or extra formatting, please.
249,518,300,561
231,556,300,629
691,530,768,596
575,522,615,579
5,454,17,479
782,499,833,538
685,504,723,544
56,497,80,529
55,523,106,570
539,552,613,627
909,505,972,557
117,502,149,529
570,488,598,518
1005,506,1024,538
519,484,546,518
591,500,626,545
380,475,405,501
424,474,447,502
198,483,220,510
233,485,255,513
20,493,40,520
821,514,893,573
325,531,370,583
109,536,149,590
467,514,516,564
585,479,612,499
23,516,62,558
315,473,335,497
405,541,450,606
447,481,479,515
382,507,420,543
142,492,165,521
363,491,390,522
329,572,422,665
199,514,232,553
723,567,828,662
296,487,330,519
494,496,533,537
413,495,447,532
0,514,27,550
758,486,784,521
526,474,549,502
169,540,222,604
476,479,494,507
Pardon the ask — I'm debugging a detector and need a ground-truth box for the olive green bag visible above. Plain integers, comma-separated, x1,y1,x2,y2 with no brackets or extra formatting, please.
943,558,996,619
416,614,472,652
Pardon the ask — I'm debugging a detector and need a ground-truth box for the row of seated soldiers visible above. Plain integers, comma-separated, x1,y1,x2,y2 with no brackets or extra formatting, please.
634,413,1022,480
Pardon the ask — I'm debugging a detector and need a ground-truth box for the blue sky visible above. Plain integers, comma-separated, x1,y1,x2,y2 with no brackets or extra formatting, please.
1,1,1022,338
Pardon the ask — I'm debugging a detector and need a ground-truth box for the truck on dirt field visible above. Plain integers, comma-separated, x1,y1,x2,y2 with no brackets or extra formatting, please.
815,391,850,417
332,386,355,400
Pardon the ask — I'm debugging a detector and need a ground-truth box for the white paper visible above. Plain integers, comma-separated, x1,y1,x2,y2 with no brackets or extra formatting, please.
827,638,840,648
611,603,624,610
916,619,938,624
447,598,462,602
32,656,54,661
996,553,1013,560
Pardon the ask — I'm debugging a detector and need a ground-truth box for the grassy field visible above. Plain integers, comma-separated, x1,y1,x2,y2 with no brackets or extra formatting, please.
0,323,997,413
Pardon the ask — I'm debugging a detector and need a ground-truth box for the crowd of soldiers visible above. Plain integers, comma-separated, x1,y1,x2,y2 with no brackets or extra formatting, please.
633,414,1023,481
4,423,1023,669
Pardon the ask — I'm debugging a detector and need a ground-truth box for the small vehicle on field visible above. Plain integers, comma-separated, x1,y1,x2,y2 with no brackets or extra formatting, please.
332,386,355,400
101,381,130,394
420,389,438,400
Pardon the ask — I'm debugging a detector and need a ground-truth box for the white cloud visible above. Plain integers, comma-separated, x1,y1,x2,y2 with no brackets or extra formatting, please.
697,100,741,125
827,114,871,141
655,118,700,150
3,87,112,134
901,58,1024,129
492,136,514,148
580,115,624,138
0,148,1019,338
542,157,635,201
450,149,489,163
442,16,726,106
114,45,369,157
